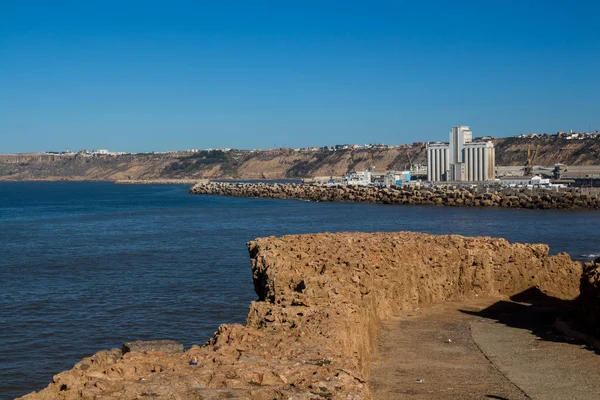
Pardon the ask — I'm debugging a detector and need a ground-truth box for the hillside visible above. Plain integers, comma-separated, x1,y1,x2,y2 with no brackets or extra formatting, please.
0,137,598,181
494,136,600,166
0,147,427,181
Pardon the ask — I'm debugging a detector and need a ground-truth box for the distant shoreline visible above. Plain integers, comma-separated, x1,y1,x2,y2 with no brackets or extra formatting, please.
2,138,600,184
0,178,301,184
0,178,113,182
114,179,208,185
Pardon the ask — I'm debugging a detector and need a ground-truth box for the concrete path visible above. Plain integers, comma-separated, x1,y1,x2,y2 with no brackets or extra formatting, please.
371,297,600,400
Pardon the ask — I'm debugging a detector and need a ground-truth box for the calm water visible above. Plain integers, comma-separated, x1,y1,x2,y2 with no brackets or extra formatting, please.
1,182,599,399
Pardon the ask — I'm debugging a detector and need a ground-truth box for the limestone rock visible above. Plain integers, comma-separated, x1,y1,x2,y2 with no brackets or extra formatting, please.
20,232,582,400
122,339,184,355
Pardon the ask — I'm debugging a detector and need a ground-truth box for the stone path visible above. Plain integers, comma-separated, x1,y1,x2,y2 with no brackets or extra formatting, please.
371,297,600,400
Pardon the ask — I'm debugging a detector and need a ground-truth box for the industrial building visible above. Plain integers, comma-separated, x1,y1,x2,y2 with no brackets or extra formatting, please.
427,126,495,182
383,170,411,186
343,170,372,186
342,169,411,186
499,175,553,188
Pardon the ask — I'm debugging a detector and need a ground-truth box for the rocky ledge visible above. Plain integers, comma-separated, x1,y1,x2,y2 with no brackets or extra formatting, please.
22,232,583,399
190,181,600,209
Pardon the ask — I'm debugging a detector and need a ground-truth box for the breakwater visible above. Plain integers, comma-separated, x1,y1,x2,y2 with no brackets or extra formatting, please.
190,181,600,209
21,232,581,399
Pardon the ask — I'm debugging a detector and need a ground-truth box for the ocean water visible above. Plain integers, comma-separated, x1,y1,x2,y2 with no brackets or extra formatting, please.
1,182,600,399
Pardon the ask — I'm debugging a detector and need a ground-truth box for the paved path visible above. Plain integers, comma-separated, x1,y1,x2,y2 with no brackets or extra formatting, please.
371,297,600,400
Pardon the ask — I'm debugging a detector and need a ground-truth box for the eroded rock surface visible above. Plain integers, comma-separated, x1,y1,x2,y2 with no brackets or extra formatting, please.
21,232,581,400
122,340,184,355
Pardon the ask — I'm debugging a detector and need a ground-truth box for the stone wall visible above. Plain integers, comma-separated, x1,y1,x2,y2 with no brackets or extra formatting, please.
190,182,600,210
21,232,581,400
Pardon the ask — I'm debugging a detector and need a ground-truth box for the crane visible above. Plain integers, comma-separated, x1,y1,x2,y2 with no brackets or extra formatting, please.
524,144,540,175
406,150,413,171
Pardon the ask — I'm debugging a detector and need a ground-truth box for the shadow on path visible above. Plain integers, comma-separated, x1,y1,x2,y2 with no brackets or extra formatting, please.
460,287,597,352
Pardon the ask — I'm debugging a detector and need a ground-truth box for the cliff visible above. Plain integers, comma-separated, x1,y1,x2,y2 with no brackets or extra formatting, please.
0,153,181,181
0,148,424,182
494,136,600,167
2,137,599,181
21,232,581,400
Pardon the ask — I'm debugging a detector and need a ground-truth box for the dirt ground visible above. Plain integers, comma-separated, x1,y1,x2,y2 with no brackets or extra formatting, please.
371,295,600,400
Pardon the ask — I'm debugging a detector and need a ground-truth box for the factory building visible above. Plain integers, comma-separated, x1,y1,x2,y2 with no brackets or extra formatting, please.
427,143,449,181
427,126,495,182
383,170,411,186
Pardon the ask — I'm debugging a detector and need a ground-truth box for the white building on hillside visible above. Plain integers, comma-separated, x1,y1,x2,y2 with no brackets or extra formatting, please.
91,149,110,155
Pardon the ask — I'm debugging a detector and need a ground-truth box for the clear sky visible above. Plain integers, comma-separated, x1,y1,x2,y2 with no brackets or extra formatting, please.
1,1,599,153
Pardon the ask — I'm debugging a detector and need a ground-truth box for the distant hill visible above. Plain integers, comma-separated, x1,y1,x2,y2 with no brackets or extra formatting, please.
1,137,598,181
493,136,600,166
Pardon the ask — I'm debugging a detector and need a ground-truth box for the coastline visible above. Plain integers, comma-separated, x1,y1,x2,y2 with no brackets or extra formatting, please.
190,181,600,210
21,232,587,399
114,179,209,185
0,178,114,182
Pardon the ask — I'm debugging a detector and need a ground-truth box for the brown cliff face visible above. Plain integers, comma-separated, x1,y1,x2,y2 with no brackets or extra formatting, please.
493,137,600,166
21,232,581,400
0,153,182,181
1,137,599,181
0,148,426,181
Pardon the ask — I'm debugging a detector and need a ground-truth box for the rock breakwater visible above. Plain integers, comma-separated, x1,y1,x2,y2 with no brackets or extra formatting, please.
22,232,581,400
190,182,600,209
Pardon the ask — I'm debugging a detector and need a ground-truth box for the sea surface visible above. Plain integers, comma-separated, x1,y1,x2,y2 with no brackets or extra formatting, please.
1,182,600,399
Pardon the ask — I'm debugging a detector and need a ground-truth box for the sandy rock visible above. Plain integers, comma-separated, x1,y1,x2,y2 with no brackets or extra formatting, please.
21,232,582,400
122,339,184,355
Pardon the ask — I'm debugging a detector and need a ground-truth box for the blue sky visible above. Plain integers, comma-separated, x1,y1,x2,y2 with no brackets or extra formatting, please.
1,1,599,153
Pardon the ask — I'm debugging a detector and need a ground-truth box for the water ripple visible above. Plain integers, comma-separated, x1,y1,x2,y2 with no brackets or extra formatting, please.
1,182,600,399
